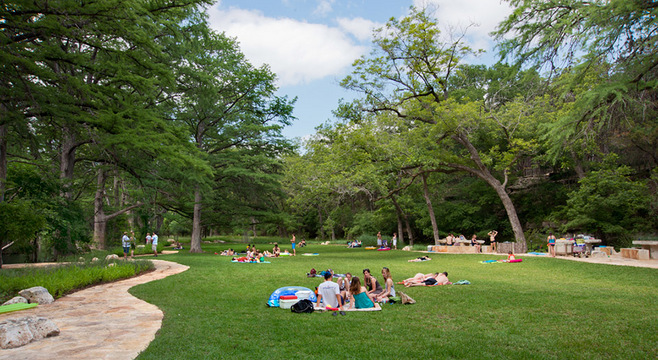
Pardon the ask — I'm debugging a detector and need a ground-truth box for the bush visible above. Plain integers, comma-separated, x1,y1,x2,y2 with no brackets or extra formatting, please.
0,259,154,303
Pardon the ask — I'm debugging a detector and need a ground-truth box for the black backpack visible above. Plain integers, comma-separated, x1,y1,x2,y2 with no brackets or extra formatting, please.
290,299,314,313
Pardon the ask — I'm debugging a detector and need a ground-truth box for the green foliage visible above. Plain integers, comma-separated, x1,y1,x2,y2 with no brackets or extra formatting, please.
557,160,653,246
0,260,154,303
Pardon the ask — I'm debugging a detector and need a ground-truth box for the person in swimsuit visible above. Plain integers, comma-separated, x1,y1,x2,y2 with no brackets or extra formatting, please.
547,232,556,257
488,230,498,252
362,268,383,297
471,234,481,253
405,272,449,287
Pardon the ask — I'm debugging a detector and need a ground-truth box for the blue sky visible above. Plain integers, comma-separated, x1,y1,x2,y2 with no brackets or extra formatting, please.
206,0,514,140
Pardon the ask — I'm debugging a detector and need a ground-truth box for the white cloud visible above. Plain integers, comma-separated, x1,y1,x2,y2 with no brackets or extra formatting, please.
313,0,336,16
336,17,380,41
413,0,513,53
206,6,366,87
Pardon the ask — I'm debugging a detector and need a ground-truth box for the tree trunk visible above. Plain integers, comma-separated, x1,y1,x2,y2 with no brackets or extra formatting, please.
190,186,203,253
0,122,7,203
317,205,325,240
451,133,527,251
60,125,77,200
92,168,143,249
391,197,405,246
421,172,441,245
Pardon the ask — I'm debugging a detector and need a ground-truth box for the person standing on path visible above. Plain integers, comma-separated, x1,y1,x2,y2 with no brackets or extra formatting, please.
488,230,498,252
151,232,159,257
290,233,296,256
121,232,131,260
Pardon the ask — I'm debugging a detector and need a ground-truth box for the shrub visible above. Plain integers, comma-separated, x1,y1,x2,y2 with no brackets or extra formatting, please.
0,260,154,303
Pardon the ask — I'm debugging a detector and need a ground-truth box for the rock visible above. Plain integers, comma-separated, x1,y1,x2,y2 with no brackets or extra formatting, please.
78,257,85,262
105,254,119,261
2,296,28,306
167,239,175,243
402,246,412,251
18,286,54,305
0,316,60,349
136,244,145,248
590,250,608,259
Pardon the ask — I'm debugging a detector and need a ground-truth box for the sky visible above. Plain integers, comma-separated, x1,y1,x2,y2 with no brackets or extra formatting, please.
206,0,514,140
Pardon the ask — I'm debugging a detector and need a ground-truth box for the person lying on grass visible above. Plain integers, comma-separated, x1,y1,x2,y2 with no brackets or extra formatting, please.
374,267,396,303
348,276,377,309
408,256,432,262
402,272,449,287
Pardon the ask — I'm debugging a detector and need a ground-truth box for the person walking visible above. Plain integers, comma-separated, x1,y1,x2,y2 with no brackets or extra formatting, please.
121,232,131,260
151,232,159,257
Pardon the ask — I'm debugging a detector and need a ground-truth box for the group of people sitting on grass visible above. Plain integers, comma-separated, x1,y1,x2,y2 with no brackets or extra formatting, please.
315,266,450,311
225,243,295,262
347,240,362,248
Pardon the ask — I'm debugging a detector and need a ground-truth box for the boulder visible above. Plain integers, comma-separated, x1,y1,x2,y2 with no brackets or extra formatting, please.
78,257,86,262
2,296,28,306
167,238,175,243
402,246,412,251
105,254,119,261
0,316,60,349
590,250,608,259
18,286,54,305
136,244,145,248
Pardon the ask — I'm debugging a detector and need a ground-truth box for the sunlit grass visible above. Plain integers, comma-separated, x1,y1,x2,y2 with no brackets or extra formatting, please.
131,244,655,358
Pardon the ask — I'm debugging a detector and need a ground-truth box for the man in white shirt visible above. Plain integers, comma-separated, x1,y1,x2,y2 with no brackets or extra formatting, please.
316,271,344,313
151,232,158,257
121,232,131,260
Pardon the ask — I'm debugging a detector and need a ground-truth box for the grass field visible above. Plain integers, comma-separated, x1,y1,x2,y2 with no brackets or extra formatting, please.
130,243,657,359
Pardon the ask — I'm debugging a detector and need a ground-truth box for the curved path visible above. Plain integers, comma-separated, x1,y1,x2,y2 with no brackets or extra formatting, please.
0,260,189,360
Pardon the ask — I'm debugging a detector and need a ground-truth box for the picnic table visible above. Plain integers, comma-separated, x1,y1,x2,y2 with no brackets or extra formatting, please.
632,240,658,259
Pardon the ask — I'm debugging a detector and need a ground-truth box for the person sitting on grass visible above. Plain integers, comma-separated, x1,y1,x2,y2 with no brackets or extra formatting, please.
498,251,516,262
348,276,377,309
363,268,383,297
220,249,234,256
316,271,344,313
374,267,395,303
408,256,432,262
339,273,352,300
272,243,281,257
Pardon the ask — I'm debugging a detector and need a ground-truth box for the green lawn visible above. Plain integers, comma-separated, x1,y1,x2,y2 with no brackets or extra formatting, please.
130,244,657,359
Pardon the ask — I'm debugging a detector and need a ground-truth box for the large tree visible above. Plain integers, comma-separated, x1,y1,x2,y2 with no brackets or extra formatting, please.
340,8,545,250
172,26,294,252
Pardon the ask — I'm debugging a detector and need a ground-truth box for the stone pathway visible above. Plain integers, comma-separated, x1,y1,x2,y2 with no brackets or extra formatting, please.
0,260,188,360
